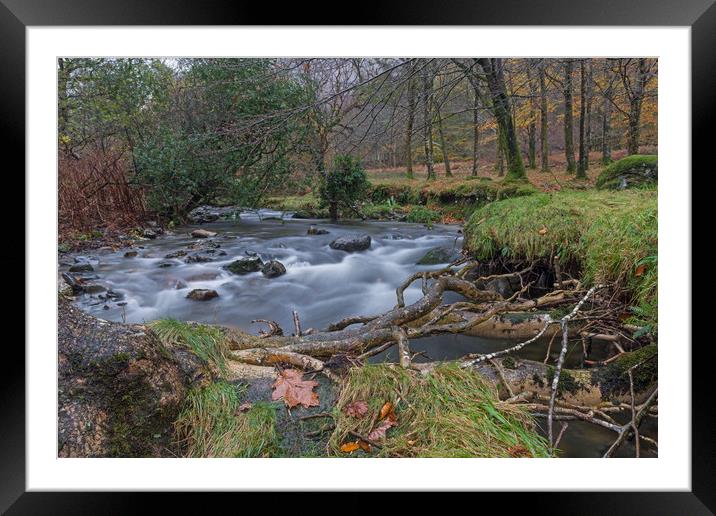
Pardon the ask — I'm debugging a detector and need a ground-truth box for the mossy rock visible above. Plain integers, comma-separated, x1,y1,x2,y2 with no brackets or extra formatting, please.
58,298,208,457
417,246,460,265
596,155,658,190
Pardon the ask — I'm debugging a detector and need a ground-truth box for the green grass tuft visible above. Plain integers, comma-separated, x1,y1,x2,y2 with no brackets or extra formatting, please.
174,380,280,457
464,189,657,326
151,318,230,373
329,363,551,457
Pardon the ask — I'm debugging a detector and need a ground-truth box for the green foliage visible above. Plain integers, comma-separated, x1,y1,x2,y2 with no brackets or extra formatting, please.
464,189,658,326
406,206,441,224
174,380,280,457
330,363,551,457
318,155,371,214
596,155,658,190
150,319,229,373
133,59,306,218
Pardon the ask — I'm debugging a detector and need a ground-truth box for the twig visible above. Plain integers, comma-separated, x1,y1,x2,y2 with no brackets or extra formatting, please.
548,284,604,452
488,358,515,398
348,431,383,449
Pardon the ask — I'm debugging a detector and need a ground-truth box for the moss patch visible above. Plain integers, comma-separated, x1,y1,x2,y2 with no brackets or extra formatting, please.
329,363,550,457
596,155,657,190
174,380,280,457
592,344,658,401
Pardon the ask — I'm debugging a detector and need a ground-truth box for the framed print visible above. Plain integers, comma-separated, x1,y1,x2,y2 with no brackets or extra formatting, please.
2,0,711,512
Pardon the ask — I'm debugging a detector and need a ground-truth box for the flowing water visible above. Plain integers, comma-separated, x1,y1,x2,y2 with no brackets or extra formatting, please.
61,211,656,458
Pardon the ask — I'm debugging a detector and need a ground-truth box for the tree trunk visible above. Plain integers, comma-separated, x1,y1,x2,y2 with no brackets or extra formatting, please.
563,60,576,173
405,67,416,178
329,201,338,222
585,61,593,168
602,83,612,164
539,61,550,172
576,60,588,179
527,66,537,170
472,84,480,176
436,108,452,177
626,58,649,155
422,63,435,181
476,58,526,181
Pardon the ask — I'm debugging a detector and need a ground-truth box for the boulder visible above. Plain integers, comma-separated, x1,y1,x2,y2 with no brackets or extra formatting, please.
186,289,219,301
596,155,658,190
191,229,217,239
226,256,264,275
416,246,460,265
188,205,221,224
184,253,215,264
307,225,329,235
143,228,158,239
261,260,287,278
329,234,372,252
58,297,207,457
124,251,138,258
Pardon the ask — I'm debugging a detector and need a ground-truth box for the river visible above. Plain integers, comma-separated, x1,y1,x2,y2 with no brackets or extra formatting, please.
60,210,656,458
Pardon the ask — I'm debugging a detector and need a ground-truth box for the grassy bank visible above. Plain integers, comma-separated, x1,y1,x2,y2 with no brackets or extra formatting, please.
265,175,538,223
464,188,657,326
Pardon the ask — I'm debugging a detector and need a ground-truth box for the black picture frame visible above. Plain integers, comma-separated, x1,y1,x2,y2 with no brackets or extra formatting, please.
2,0,709,512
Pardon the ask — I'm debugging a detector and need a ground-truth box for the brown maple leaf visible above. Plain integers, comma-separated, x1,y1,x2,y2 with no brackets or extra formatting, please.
367,415,397,441
271,369,320,409
344,400,369,418
340,441,360,453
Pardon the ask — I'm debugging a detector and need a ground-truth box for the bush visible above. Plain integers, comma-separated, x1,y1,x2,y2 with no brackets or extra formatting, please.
318,155,371,220
406,205,441,224
596,155,658,190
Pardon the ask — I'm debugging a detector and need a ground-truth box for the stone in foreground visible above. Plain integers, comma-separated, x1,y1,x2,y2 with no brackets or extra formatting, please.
329,234,371,252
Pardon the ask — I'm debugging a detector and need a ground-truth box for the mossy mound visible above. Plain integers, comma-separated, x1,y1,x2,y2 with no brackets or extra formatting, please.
329,363,550,457
464,189,657,326
596,155,658,190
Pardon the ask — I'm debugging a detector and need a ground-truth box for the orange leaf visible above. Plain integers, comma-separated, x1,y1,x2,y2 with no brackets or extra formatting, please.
508,445,531,458
635,264,646,277
237,402,253,413
340,442,361,453
378,401,394,421
271,369,320,409
538,226,548,236
357,440,371,453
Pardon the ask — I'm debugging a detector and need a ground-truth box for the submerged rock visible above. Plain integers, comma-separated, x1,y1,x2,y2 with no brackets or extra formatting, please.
307,225,329,235
69,263,94,273
164,250,187,259
58,297,207,457
329,234,371,252
186,289,219,301
226,256,264,275
191,229,217,239
261,260,287,278
124,251,138,258
416,246,460,265
157,261,175,268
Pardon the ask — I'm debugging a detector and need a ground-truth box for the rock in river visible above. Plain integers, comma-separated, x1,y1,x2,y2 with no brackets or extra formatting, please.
186,289,219,301
226,256,263,275
307,225,329,235
261,260,287,278
69,263,94,273
416,246,460,265
191,229,217,239
329,234,371,252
